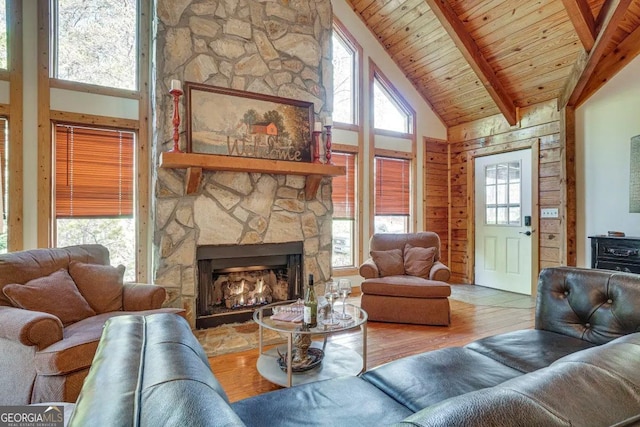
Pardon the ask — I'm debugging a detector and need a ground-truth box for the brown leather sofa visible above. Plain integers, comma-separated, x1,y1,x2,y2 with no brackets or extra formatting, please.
0,244,185,404
359,232,452,325
66,267,640,426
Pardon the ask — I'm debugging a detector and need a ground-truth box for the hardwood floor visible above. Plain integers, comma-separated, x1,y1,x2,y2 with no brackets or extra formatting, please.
208,285,535,403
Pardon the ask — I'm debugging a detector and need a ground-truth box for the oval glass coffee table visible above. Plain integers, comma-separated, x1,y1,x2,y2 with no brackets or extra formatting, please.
253,300,368,387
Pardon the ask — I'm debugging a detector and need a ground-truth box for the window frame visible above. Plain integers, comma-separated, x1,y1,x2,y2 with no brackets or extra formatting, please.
331,146,358,270
49,0,140,96
370,63,415,137
332,18,362,130
372,153,413,235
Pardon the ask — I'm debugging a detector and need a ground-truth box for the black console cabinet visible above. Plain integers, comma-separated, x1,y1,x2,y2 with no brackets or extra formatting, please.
589,235,640,274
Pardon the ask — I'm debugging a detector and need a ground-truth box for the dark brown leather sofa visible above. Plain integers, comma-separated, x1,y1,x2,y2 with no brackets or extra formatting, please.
66,267,640,426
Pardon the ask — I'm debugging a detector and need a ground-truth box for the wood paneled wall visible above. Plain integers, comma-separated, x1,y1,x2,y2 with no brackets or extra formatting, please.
444,99,569,283
424,137,449,265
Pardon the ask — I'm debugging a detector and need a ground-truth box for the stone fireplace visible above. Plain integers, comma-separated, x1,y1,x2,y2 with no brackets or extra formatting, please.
151,0,334,327
196,241,303,328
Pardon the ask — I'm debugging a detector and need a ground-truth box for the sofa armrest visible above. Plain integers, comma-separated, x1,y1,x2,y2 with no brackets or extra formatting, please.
359,258,379,279
429,261,451,282
0,306,63,350
122,284,166,311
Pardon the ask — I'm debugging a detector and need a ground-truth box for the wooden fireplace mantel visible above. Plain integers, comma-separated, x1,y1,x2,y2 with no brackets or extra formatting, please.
159,152,346,200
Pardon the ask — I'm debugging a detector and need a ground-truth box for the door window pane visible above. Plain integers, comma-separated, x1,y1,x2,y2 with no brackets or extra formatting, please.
484,161,521,226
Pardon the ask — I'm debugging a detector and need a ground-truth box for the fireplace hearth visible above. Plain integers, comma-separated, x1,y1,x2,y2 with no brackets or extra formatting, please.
196,242,303,329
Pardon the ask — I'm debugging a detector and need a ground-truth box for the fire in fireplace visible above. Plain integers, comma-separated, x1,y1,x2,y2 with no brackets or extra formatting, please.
196,242,303,329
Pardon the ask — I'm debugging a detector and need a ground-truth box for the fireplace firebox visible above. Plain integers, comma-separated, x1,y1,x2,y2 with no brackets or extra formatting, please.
196,242,303,329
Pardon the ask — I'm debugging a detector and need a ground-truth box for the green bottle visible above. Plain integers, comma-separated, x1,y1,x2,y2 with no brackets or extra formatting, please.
303,274,317,328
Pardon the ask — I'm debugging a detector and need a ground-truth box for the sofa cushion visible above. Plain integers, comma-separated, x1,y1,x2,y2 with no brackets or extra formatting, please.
361,347,523,412
3,269,96,326
402,333,640,427
361,276,450,298
465,329,596,373
69,261,125,313
0,245,109,307
232,376,413,427
403,244,435,278
34,308,185,375
370,249,404,277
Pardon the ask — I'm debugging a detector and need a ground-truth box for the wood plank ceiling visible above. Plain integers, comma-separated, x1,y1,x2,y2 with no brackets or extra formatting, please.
345,0,640,127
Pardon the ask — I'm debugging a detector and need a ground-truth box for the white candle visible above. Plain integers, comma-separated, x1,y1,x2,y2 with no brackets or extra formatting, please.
170,79,182,92
324,117,333,127
314,121,323,132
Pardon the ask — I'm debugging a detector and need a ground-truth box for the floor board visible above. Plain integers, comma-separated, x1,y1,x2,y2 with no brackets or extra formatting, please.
208,285,535,403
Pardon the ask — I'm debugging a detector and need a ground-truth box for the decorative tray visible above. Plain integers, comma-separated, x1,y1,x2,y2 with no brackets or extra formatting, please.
277,348,324,373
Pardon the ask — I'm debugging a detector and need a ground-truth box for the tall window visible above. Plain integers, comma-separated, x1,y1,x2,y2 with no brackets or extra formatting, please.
332,151,357,268
52,0,137,90
55,124,135,280
0,118,7,253
0,1,7,69
332,22,359,125
374,156,410,233
373,74,413,134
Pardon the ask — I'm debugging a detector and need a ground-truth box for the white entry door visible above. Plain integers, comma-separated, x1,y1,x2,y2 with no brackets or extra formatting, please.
474,150,533,295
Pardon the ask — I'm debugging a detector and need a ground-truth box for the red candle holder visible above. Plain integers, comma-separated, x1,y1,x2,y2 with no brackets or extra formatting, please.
312,131,322,163
324,125,333,164
169,88,183,153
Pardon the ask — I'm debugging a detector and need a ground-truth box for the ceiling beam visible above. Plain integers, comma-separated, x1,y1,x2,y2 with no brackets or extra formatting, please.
561,0,596,51
558,0,631,109
576,24,640,106
424,0,517,126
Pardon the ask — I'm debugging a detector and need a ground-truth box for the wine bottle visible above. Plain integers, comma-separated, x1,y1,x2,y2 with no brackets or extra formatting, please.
303,274,317,328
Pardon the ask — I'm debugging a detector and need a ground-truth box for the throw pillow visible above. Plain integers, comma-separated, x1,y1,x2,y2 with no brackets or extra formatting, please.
69,261,125,314
370,249,405,277
3,269,96,326
403,244,436,279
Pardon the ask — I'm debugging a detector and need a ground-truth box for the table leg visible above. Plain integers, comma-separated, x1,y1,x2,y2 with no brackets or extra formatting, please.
361,322,367,373
286,333,293,387
258,309,264,355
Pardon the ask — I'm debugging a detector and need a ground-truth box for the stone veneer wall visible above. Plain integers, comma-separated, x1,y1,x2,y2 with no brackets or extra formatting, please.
152,0,334,326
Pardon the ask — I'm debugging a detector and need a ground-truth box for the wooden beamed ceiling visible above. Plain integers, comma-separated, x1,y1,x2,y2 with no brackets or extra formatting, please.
346,0,640,127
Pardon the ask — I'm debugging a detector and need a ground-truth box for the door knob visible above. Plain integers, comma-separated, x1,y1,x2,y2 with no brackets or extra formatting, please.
519,231,532,236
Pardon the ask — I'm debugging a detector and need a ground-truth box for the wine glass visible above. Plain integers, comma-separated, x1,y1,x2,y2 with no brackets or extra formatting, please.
323,280,340,327
335,279,352,320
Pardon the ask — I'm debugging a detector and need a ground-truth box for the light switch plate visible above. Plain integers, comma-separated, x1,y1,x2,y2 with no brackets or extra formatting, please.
541,208,559,218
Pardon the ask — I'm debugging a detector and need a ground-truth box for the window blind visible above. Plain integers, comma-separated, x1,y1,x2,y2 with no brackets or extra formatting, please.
332,152,356,219
375,156,410,216
55,125,134,218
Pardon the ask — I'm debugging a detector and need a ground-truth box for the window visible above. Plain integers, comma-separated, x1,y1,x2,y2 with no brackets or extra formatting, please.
332,22,358,125
374,156,410,233
54,124,135,280
0,2,7,70
332,151,357,268
485,162,521,225
0,118,7,253
52,0,137,90
373,74,413,134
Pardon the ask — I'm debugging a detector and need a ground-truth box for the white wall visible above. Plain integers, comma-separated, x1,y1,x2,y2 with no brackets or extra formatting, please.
575,54,640,266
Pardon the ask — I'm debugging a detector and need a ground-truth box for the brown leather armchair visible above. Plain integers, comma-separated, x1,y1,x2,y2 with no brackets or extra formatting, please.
0,244,185,404
359,232,451,325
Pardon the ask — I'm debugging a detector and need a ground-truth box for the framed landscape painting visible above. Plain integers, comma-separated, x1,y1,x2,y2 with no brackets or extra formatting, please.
185,82,313,163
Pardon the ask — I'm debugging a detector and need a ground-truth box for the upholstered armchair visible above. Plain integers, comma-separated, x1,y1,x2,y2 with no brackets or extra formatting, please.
359,232,452,325
0,244,185,404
